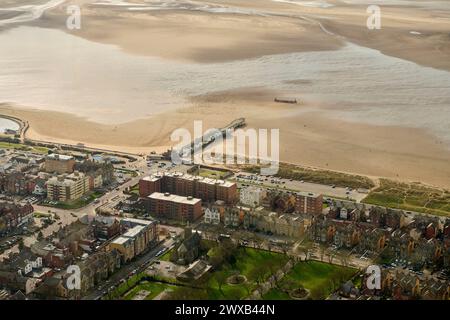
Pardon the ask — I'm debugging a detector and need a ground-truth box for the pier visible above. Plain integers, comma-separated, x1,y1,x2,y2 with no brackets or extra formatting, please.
177,118,246,158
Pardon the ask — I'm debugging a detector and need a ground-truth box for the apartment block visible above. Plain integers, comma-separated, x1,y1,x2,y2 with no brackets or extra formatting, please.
47,171,90,202
240,186,266,207
109,218,158,263
44,154,75,174
295,192,323,215
139,171,237,204
139,175,162,198
109,237,135,263
147,192,202,222
120,218,159,249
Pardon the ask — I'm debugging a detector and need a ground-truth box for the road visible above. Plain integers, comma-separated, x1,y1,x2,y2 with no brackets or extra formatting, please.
234,172,369,202
0,157,150,260
82,237,176,300
0,156,192,261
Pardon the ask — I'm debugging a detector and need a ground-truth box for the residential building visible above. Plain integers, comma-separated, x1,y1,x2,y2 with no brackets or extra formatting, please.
240,186,266,207
0,201,34,235
47,171,90,202
109,237,135,263
139,175,162,198
139,172,237,204
44,154,75,174
223,208,241,227
243,209,307,238
0,172,36,195
108,218,158,263
92,215,121,240
295,192,323,215
75,160,115,186
147,192,202,222
204,207,221,225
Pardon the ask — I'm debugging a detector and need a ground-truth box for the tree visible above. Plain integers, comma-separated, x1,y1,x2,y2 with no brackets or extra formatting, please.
339,253,349,267
215,272,228,297
248,263,268,286
18,238,25,251
320,246,326,261
37,231,44,241
328,251,336,264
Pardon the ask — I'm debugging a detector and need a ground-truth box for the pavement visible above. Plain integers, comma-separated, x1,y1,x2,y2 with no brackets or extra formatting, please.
234,172,369,202
82,236,177,300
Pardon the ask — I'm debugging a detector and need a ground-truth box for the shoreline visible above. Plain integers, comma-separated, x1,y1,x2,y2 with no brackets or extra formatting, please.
1,102,450,190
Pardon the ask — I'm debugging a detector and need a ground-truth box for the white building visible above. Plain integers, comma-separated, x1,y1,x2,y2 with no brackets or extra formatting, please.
204,207,221,225
340,207,348,220
240,186,266,208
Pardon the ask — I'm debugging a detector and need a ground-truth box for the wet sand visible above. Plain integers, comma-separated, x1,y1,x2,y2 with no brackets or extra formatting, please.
2,96,450,189
29,0,450,71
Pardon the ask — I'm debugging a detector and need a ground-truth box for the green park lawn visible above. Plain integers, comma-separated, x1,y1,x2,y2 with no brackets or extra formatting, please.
204,247,289,300
159,248,174,262
263,260,357,300
113,247,290,300
0,141,49,154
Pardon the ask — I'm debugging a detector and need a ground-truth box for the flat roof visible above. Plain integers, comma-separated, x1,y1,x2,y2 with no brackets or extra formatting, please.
296,191,322,198
111,237,132,245
148,192,201,205
123,225,145,238
143,171,235,188
121,217,155,226
46,154,73,161
141,175,161,182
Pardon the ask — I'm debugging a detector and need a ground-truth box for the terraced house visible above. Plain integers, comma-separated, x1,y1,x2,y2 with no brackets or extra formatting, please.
0,201,33,236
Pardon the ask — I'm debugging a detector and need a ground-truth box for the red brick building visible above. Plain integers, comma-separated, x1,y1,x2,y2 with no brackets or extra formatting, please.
295,192,323,215
147,192,202,222
0,201,34,235
139,175,162,198
139,172,237,204
0,172,36,196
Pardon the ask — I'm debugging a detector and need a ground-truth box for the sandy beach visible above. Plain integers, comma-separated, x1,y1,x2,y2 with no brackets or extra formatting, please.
2,93,450,189
0,0,449,188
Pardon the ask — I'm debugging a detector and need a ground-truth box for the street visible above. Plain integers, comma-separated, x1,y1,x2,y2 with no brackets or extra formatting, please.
82,236,177,300
234,171,369,202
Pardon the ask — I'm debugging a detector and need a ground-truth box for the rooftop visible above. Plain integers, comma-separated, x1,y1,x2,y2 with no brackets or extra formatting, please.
46,154,74,161
121,217,155,226
123,225,145,238
144,171,235,188
111,236,132,245
148,192,201,205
